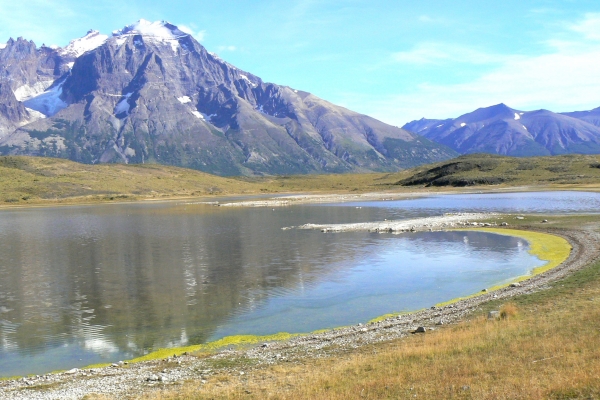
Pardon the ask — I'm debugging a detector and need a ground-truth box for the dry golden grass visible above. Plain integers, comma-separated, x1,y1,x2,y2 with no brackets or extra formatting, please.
0,156,411,206
6,153,600,207
499,302,518,320
135,256,600,400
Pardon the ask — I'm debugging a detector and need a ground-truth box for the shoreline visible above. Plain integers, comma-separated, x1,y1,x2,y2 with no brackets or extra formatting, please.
0,219,595,399
0,184,595,212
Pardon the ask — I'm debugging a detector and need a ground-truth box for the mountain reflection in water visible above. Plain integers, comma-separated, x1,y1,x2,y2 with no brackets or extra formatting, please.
0,198,544,377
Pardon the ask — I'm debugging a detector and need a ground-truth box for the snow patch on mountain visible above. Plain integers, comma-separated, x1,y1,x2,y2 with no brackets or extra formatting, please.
14,81,54,101
114,93,133,116
514,113,521,120
22,79,68,117
113,19,188,52
191,111,204,119
460,123,466,127
177,96,191,104
60,30,108,57
114,36,127,47
240,74,257,87
0,43,5,50
25,108,47,120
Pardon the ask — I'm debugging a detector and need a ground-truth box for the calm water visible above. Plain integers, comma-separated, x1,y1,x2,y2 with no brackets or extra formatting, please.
337,190,600,218
0,191,597,377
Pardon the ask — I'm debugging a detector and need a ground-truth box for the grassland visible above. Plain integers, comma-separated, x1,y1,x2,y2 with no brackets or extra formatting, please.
396,153,600,188
4,153,600,207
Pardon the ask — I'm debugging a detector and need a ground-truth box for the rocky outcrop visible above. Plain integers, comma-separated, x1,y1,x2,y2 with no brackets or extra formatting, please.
0,82,30,136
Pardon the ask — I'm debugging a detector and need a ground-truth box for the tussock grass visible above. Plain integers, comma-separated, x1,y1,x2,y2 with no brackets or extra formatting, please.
499,302,518,320
137,255,600,400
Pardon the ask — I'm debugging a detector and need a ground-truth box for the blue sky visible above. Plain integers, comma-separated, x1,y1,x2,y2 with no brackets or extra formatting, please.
1,0,600,126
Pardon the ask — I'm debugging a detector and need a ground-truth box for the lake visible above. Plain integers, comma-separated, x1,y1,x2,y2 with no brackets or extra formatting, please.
0,190,597,377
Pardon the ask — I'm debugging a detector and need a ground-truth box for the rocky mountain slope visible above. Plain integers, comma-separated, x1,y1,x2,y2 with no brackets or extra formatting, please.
0,20,456,176
404,103,600,157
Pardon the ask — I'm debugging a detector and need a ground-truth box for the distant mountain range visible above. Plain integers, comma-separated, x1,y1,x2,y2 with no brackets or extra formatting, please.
403,103,600,157
0,20,456,176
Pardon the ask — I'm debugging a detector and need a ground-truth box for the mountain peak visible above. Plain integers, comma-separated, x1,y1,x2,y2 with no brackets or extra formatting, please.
0,18,457,175
112,19,188,40
59,29,108,57
459,103,518,122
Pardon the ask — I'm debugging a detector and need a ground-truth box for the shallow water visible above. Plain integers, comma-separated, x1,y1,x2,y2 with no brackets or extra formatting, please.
0,191,592,377
337,190,600,218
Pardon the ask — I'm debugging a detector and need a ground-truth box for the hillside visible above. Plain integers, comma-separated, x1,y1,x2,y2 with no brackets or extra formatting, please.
0,155,412,204
396,153,600,187
4,154,600,205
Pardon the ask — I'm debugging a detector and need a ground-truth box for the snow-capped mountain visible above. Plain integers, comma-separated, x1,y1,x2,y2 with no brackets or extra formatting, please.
59,30,108,58
0,20,456,175
404,103,600,157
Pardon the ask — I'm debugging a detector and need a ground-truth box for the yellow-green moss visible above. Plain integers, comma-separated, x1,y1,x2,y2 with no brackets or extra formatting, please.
126,333,299,364
368,311,416,324
436,228,571,307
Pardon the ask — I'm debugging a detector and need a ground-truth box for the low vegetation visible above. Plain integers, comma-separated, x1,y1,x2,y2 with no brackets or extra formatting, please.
3,153,600,206
0,156,407,205
397,153,600,187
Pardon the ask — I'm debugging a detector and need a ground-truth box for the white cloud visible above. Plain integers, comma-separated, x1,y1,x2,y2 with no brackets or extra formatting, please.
195,30,206,42
217,45,237,52
349,12,600,126
178,24,205,41
570,12,600,41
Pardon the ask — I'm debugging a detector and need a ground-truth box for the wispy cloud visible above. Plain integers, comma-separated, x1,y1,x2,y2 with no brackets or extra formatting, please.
417,15,447,24
217,45,237,52
569,12,600,40
348,12,600,126
391,43,510,65
178,24,206,41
